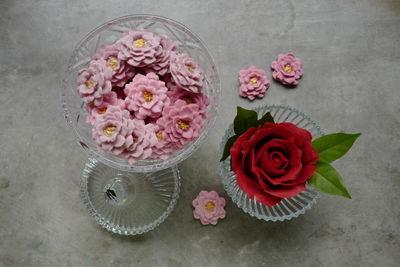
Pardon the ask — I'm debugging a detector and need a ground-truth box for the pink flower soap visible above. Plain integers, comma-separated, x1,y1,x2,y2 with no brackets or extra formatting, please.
169,52,204,93
91,106,133,156
124,73,170,120
145,35,178,76
93,44,136,88
238,66,270,101
116,30,162,67
85,91,124,125
156,100,205,148
167,84,209,112
77,59,113,106
192,190,226,225
271,53,304,86
122,121,158,164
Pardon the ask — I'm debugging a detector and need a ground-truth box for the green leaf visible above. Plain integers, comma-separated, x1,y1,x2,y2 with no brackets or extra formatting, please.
223,108,275,164
233,107,258,135
220,135,238,161
308,162,351,198
312,133,361,163
257,112,275,125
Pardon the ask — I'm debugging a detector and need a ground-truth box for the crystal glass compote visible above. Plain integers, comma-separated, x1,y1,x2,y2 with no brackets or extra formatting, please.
219,105,323,222
61,15,220,234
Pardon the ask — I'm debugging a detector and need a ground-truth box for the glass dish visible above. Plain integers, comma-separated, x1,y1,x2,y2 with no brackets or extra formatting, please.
61,14,220,173
219,105,324,221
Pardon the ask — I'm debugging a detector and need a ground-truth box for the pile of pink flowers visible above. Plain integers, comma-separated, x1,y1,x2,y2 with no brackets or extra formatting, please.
76,29,209,164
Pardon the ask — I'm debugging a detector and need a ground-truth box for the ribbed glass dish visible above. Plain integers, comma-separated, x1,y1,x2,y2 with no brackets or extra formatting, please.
81,158,180,235
61,14,220,173
219,105,324,222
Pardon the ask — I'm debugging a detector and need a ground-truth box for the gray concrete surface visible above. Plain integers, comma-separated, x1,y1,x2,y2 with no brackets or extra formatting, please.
1,0,400,266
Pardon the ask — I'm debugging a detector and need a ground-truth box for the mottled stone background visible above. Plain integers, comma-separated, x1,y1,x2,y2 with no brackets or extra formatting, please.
0,0,399,266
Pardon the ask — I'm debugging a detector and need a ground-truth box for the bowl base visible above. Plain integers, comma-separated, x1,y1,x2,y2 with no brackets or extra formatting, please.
81,158,180,235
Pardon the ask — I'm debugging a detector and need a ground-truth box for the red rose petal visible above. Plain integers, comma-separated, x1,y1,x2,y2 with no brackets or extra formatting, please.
246,147,304,201
270,151,289,169
281,164,317,186
274,123,318,164
255,138,303,185
248,147,272,190
263,182,306,199
257,140,288,177
254,190,282,206
232,143,281,206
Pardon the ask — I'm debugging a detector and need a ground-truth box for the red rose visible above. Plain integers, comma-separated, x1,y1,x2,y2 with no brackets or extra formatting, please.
230,122,319,206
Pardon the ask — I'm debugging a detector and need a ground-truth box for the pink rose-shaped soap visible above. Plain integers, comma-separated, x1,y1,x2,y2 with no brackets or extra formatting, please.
145,35,178,76
167,84,210,113
151,125,179,160
116,30,162,67
93,44,136,88
157,100,205,148
238,66,270,101
192,191,226,225
122,120,158,164
92,106,132,156
124,73,170,119
271,53,304,86
77,59,112,106
86,91,125,125
169,52,204,93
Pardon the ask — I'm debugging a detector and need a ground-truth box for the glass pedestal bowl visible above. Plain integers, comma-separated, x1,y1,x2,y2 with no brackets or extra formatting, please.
219,105,324,222
61,15,220,234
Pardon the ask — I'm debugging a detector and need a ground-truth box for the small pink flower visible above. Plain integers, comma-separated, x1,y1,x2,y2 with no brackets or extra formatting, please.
77,59,112,106
92,106,132,156
124,73,170,119
167,84,210,113
271,53,304,86
169,52,204,93
93,44,136,87
151,125,179,160
145,35,178,76
122,120,158,164
116,30,162,67
86,91,125,125
192,190,226,225
238,66,270,101
157,100,205,148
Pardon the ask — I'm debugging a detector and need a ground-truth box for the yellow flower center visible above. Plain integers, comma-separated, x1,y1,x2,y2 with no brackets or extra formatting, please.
133,38,147,48
250,77,258,85
183,97,193,104
178,120,190,131
85,79,94,88
98,107,107,114
205,201,215,211
107,58,118,70
142,91,153,102
185,64,193,73
156,132,163,141
284,64,292,73
103,125,116,136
